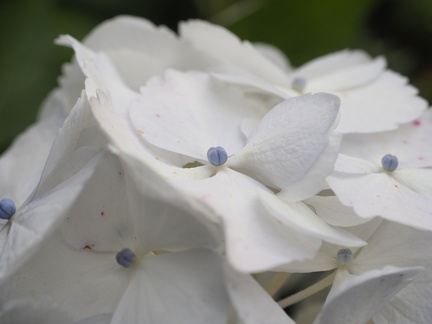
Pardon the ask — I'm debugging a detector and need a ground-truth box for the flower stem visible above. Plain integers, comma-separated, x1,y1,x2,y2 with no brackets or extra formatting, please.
266,272,291,296
278,271,336,308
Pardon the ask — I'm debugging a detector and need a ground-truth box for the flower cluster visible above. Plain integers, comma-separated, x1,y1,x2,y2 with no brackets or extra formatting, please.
0,16,431,324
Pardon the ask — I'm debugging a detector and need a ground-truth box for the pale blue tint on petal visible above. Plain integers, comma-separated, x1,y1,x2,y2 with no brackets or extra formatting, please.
381,154,398,172
0,198,16,220
292,77,307,92
116,248,137,268
337,248,353,266
207,146,228,166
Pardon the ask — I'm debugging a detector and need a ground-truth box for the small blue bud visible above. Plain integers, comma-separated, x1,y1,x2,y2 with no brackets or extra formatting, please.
0,199,16,220
292,77,307,92
337,248,353,266
207,146,228,166
116,248,137,268
381,154,398,172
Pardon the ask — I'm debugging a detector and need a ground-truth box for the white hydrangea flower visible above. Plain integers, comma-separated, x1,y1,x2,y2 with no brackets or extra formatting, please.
1,14,431,324
54,33,366,274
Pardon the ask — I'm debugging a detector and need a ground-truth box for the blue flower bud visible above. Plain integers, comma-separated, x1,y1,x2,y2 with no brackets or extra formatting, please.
337,248,353,266
381,154,398,172
0,198,16,220
292,77,307,92
116,248,137,268
207,146,228,166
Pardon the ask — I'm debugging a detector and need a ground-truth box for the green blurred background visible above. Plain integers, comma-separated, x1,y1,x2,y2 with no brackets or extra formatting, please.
1,0,431,153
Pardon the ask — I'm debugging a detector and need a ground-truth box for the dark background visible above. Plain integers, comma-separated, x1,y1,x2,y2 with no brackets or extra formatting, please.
1,0,431,152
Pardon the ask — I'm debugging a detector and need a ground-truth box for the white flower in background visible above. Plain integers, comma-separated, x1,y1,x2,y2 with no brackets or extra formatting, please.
179,20,427,133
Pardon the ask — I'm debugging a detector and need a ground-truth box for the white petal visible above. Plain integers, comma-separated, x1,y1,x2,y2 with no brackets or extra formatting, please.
89,90,213,181
260,190,366,247
223,262,295,324
278,132,342,201
5,230,127,321
176,168,322,272
353,220,432,273
373,259,432,324
56,35,137,106
0,154,100,283
333,153,379,174
111,250,230,324
394,168,432,198
302,56,386,92
117,150,222,255
180,20,291,86
293,50,372,80
74,314,112,324
0,298,73,324
274,242,339,273
55,61,86,115
130,70,254,162
340,109,432,169
336,71,427,133
0,114,63,207
212,72,294,98
253,42,292,73
83,16,213,90
315,266,422,324
61,153,134,253
35,92,93,191
276,218,383,273
228,93,340,188
304,196,370,227
327,172,432,231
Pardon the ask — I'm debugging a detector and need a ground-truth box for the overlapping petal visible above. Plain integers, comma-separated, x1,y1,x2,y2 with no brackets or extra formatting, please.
315,266,422,324
228,93,340,189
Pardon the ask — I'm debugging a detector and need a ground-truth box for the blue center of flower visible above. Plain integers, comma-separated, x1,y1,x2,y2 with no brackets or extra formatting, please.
381,154,398,172
292,77,307,92
336,248,353,266
116,248,137,268
207,146,228,166
0,198,16,220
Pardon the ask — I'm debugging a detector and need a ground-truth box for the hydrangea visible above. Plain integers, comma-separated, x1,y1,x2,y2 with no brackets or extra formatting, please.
0,15,431,324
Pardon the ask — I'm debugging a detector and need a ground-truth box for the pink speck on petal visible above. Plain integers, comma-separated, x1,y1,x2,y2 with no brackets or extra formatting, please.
394,184,399,189
155,114,161,118
413,120,421,126
199,194,209,202
418,156,424,160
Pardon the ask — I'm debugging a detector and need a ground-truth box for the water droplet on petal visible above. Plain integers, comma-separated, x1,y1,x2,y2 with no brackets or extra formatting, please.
337,248,353,266
207,146,228,166
116,248,137,268
381,154,398,172
0,199,16,220
292,77,307,92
